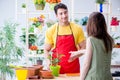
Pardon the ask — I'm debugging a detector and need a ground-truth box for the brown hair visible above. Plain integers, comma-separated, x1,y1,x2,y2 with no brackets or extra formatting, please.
87,12,114,53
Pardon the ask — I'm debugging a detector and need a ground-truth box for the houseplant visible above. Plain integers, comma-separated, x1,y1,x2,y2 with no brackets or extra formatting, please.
33,0,46,10
20,28,37,48
0,21,23,80
96,0,106,12
110,17,119,32
29,15,45,33
48,53,64,76
21,3,26,13
79,16,88,31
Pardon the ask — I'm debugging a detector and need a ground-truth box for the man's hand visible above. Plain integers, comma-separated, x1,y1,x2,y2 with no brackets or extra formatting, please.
68,49,86,62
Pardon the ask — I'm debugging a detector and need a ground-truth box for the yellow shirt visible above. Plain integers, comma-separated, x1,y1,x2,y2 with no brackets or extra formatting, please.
45,22,85,48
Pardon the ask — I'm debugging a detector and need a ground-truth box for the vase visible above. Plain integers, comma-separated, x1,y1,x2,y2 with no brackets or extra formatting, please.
50,65,61,77
35,4,45,10
111,26,117,32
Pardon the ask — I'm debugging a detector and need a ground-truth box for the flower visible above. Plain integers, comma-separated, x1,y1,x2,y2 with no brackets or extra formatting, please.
111,17,119,26
30,45,38,51
46,0,61,3
29,15,45,30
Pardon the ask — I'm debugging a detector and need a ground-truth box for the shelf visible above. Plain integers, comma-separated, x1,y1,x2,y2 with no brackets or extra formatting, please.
27,54,44,58
111,65,120,68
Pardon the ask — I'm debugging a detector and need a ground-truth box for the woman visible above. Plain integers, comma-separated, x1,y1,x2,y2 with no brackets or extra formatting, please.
69,12,114,80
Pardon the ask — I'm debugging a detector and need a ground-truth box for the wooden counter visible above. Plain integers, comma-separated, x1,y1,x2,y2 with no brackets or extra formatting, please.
42,74,80,80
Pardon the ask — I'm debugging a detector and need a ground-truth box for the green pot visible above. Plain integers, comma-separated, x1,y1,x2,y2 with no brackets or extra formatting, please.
50,65,61,77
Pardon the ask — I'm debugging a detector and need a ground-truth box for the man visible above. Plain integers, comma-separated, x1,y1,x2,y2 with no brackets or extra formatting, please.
44,3,86,74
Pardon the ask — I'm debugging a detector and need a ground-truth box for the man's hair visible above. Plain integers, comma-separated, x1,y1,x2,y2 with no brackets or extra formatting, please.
54,3,68,15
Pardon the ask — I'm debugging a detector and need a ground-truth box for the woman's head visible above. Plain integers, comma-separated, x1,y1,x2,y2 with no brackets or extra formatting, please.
87,12,114,53
87,12,107,37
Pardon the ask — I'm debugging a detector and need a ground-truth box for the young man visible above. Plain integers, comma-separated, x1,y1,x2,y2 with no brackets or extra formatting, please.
44,3,86,74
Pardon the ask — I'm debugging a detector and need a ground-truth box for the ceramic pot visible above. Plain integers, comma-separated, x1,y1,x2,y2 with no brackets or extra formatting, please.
50,65,61,77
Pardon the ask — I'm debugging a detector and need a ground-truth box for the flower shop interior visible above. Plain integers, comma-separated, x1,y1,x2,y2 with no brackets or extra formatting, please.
0,0,120,80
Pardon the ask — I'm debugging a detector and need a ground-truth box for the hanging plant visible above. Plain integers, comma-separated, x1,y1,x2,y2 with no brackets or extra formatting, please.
33,0,46,10
96,0,105,4
96,0,106,12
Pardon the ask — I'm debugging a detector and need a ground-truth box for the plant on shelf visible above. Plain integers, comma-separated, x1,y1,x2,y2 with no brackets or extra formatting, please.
0,21,23,80
29,15,45,33
33,0,46,10
46,0,61,10
78,16,88,31
20,28,37,48
110,17,119,32
96,0,106,12
21,3,26,13
21,3,26,8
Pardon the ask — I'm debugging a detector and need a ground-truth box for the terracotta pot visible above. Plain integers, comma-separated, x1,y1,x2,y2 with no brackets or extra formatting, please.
40,70,54,79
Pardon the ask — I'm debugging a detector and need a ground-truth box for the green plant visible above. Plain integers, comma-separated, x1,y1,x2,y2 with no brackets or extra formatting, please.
96,0,105,4
79,16,88,26
0,21,23,80
21,3,26,8
33,0,46,5
20,28,37,47
48,53,64,66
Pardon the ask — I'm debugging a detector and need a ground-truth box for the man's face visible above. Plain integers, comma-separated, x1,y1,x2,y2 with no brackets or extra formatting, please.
56,8,68,23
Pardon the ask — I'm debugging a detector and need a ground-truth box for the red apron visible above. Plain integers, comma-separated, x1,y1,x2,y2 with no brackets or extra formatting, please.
52,24,80,74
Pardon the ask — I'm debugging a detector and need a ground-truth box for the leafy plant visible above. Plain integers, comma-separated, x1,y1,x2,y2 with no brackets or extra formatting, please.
96,0,105,4
33,0,46,5
21,3,26,8
0,21,23,80
79,16,88,26
20,28,37,47
48,53,64,66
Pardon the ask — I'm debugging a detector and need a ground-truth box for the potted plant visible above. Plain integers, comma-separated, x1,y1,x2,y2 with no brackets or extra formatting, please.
46,0,61,10
110,17,119,32
33,0,46,10
20,28,37,48
79,16,88,31
0,21,23,80
48,53,64,76
96,0,106,12
29,15,45,34
21,3,26,14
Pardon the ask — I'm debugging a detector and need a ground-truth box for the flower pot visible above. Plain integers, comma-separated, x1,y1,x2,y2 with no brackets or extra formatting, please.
40,70,54,79
37,60,43,65
50,65,61,77
35,4,45,10
16,68,28,80
16,67,35,80
111,26,118,32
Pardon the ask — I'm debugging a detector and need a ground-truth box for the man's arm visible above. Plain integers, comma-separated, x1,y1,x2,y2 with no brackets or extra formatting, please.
78,40,86,49
44,43,52,58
